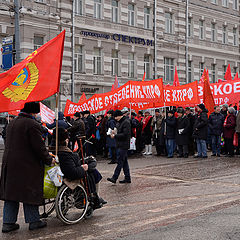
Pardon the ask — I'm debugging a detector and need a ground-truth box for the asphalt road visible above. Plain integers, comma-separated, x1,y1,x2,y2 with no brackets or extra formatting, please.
1,142,240,239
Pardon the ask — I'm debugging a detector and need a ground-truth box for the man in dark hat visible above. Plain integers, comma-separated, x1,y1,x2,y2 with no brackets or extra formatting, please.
165,110,176,158
68,112,86,151
1,115,15,145
135,111,144,153
107,110,131,184
0,102,54,232
83,110,96,156
193,104,208,158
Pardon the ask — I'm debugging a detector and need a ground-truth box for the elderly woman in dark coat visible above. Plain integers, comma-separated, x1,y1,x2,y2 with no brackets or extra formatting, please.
0,102,54,233
176,108,190,158
223,107,236,157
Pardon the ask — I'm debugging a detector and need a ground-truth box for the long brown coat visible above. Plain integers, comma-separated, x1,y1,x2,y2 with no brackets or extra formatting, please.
0,113,52,205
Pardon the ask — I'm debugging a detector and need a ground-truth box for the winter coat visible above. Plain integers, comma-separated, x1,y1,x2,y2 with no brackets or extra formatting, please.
236,111,240,133
115,116,131,150
68,118,86,141
151,115,164,137
186,113,195,135
165,116,176,139
106,117,116,148
84,115,96,139
175,115,190,145
208,112,224,136
193,109,208,140
46,112,69,129
223,114,236,139
0,113,52,205
142,116,153,144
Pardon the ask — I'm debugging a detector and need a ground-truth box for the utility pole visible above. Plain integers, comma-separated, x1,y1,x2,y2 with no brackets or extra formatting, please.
71,0,75,102
14,0,20,64
154,0,157,79
185,0,189,83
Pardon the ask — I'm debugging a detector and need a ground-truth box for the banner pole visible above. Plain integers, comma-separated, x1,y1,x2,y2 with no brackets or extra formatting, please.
7,113,9,124
55,92,59,157
129,81,132,118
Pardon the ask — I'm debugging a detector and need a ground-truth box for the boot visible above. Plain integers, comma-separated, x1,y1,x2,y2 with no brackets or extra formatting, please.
146,145,152,155
143,145,148,155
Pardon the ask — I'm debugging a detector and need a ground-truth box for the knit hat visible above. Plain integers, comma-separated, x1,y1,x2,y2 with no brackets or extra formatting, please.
228,107,235,114
155,109,160,113
21,102,40,114
198,103,205,110
114,110,123,117
83,110,90,115
107,110,114,115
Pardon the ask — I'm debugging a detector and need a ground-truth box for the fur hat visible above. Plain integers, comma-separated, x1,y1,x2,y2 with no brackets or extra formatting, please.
155,109,160,113
114,110,123,117
83,110,90,115
177,108,184,114
52,128,69,142
228,107,235,114
74,112,80,118
198,103,205,110
107,110,114,115
21,102,40,114
223,104,229,108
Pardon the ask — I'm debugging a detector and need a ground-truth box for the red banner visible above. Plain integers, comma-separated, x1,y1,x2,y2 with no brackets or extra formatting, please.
164,81,199,106
0,31,65,113
64,79,164,116
199,78,240,105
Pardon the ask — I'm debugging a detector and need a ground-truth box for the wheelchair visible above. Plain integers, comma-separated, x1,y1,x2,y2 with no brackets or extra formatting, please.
40,163,97,225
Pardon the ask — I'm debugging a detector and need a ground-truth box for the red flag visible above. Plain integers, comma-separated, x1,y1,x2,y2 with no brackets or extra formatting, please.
203,69,215,116
78,92,87,103
142,72,146,82
173,67,180,86
0,30,65,113
111,75,120,91
224,64,232,81
233,72,239,81
199,69,207,84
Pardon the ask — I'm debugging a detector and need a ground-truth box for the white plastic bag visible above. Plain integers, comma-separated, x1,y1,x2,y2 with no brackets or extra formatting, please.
129,137,136,150
47,166,64,187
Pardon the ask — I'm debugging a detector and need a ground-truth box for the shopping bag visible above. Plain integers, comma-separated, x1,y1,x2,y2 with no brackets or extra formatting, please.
43,165,58,199
47,165,64,187
129,137,136,150
233,133,238,147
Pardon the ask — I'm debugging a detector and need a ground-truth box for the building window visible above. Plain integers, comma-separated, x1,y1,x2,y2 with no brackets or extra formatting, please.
188,61,192,82
233,28,238,46
128,53,135,78
233,0,238,10
128,4,135,26
112,50,119,76
222,26,227,44
199,20,204,40
164,58,174,82
188,17,192,37
199,62,204,78
233,66,237,75
222,0,228,7
165,13,173,34
211,0,217,4
223,65,227,79
112,0,118,23
94,0,102,19
75,0,83,15
74,45,84,73
211,64,216,83
35,0,44,2
211,23,216,42
144,55,150,79
144,7,151,29
93,48,102,75
34,35,43,50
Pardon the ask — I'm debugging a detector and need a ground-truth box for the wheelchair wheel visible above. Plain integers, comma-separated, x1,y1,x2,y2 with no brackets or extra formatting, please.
39,199,55,218
55,184,88,224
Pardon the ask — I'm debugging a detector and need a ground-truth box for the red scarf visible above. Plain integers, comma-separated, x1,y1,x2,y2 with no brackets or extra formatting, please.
142,116,152,132
224,114,230,127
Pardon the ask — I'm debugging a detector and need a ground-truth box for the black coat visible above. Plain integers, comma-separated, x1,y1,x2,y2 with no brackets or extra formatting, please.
193,109,208,140
68,118,85,141
84,115,96,139
0,113,52,205
208,112,224,136
165,116,176,139
115,116,131,150
176,116,190,145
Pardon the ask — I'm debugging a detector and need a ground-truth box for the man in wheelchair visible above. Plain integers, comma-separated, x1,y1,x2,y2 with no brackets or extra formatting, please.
50,128,106,210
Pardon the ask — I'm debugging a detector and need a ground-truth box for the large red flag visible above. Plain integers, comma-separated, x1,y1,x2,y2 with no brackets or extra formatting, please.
203,69,215,116
199,69,207,84
78,92,87,103
173,67,180,86
224,64,232,81
0,30,65,113
233,72,239,81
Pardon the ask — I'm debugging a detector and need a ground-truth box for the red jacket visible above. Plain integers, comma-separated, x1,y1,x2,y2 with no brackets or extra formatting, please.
223,114,236,139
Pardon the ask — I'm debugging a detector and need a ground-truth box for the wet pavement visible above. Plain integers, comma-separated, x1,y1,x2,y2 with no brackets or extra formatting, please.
1,145,240,239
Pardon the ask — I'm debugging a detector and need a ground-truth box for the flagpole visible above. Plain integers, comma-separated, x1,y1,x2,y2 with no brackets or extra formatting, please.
55,92,59,157
129,81,132,118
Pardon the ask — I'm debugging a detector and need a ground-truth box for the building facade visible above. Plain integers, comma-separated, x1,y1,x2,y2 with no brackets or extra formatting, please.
0,0,239,111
